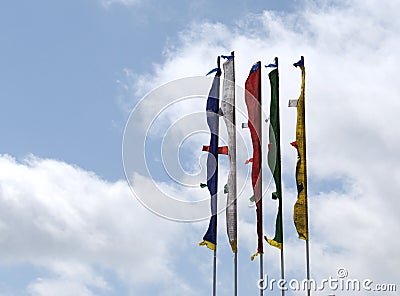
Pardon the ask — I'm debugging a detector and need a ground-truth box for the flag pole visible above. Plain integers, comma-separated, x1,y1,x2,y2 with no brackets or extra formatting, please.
260,253,264,296
259,61,264,296
230,50,238,296
300,55,311,296
275,57,286,296
212,55,221,296
234,244,238,296
306,240,311,296
213,247,217,296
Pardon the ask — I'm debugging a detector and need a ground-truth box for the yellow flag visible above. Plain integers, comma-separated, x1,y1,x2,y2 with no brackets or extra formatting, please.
292,60,308,241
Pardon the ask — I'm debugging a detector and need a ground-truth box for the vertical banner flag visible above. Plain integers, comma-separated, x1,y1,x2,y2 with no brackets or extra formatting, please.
245,62,263,259
291,58,308,240
221,55,237,253
265,65,283,249
199,64,222,250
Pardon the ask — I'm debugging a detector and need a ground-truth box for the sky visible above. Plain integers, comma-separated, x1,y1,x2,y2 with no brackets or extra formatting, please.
0,0,399,295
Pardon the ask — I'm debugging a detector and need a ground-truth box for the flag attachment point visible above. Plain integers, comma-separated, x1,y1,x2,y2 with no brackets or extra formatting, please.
221,55,234,61
265,63,277,68
288,99,298,107
206,67,220,76
293,56,304,68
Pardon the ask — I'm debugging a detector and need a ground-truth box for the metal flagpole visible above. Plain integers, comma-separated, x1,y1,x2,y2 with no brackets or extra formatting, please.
300,56,310,296
302,56,311,296
306,240,311,296
230,50,238,296
260,189,263,296
275,56,286,296
234,253,238,296
213,248,217,296
260,253,264,296
281,200,286,296
212,55,221,296
259,61,264,296
280,196,286,296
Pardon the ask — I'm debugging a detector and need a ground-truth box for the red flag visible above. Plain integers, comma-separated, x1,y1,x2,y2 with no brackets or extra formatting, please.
245,62,263,256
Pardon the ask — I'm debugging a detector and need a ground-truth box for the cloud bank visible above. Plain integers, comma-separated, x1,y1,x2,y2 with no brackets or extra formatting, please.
0,155,193,295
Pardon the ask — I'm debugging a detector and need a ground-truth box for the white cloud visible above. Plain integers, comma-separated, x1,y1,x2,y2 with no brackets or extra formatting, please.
27,263,110,296
0,154,200,295
28,279,95,296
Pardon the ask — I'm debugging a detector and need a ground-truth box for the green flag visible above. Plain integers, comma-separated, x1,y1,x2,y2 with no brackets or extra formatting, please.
265,67,283,249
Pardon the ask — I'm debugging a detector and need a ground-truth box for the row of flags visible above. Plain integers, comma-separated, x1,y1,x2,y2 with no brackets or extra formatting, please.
197,53,309,295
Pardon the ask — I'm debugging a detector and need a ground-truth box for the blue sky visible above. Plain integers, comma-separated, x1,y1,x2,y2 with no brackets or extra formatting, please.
0,0,295,181
1,0,400,295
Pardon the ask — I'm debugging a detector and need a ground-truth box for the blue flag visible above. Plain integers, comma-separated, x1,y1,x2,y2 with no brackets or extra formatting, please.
199,66,221,250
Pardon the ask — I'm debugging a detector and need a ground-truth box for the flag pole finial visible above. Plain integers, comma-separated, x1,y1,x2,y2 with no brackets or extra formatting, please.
293,56,305,68
275,57,279,68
